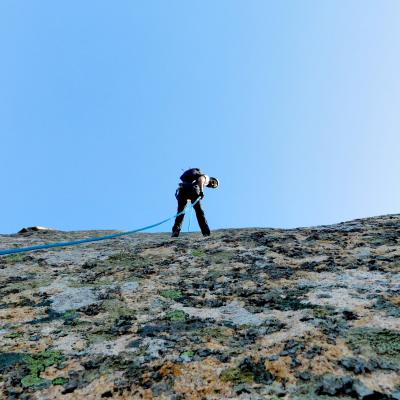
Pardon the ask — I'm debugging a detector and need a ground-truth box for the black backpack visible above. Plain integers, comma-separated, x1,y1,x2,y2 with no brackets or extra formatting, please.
180,168,204,183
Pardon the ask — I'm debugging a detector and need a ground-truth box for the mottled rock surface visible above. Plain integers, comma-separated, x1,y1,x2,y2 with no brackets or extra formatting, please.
0,215,399,399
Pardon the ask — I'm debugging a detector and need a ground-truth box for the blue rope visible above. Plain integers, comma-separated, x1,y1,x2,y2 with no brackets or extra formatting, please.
187,201,193,232
0,197,201,256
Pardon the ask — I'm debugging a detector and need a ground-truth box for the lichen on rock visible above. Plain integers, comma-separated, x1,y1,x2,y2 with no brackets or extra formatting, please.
1,214,400,398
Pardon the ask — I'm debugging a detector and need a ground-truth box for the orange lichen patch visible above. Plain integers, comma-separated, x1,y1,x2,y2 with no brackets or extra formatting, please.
141,247,174,258
159,361,183,378
41,365,67,380
119,387,165,400
107,271,128,282
257,343,285,359
71,375,115,399
354,305,370,314
374,245,392,255
350,314,374,328
389,296,400,306
269,278,294,287
0,306,42,324
2,293,24,303
9,341,50,354
40,374,117,400
41,360,84,380
0,384,7,399
258,319,314,347
265,356,294,383
324,340,352,360
294,271,314,279
53,334,88,353
360,371,400,393
201,326,235,347
204,341,225,351
204,241,225,250
128,388,155,400
303,355,342,376
301,332,351,358
313,239,336,246
35,384,65,399
240,280,258,291
350,315,400,330
173,359,230,399
63,359,86,373
297,338,351,376
205,338,230,351
266,253,295,266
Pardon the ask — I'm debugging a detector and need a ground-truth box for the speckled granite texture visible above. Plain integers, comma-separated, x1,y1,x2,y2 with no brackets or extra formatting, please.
0,215,399,399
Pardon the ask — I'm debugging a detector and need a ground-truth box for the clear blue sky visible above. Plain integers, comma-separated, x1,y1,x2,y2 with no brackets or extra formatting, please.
1,1,399,234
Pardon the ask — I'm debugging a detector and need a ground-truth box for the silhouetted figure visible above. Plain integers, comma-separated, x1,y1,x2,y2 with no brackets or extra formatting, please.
172,168,219,237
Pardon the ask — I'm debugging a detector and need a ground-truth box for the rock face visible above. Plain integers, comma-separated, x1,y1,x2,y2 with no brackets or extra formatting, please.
0,215,399,399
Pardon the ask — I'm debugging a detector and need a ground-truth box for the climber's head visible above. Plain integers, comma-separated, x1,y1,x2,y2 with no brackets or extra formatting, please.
207,177,219,189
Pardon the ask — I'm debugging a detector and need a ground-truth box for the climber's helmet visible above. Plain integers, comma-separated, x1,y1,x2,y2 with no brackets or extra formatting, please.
207,177,219,189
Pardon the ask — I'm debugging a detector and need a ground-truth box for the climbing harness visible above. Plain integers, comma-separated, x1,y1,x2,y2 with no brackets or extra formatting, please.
0,197,201,256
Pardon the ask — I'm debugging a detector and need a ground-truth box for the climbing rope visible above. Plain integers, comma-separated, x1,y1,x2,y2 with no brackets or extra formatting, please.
0,197,201,256
187,201,193,233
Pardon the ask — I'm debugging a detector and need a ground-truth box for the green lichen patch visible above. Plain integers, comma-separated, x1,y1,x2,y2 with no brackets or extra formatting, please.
4,332,24,339
368,237,388,246
312,306,337,319
5,279,52,295
0,350,65,388
190,249,235,264
210,250,236,264
160,289,183,300
205,268,225,280
220,367,254,384
52,376,69,385
1,253,27,264
166,310,187,321
202,326,234,345
47,245,68,252
387,262,400,270
20,350,64,387
191,249,206,257
62,310,79,320
181,351,195,358
106,252,152,269
21,375,48,388
25,350,64,373
346,328,400,368
101,299,134,318
86,332,115,345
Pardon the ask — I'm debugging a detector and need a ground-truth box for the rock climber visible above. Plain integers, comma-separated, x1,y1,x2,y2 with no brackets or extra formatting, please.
172,168,219,237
